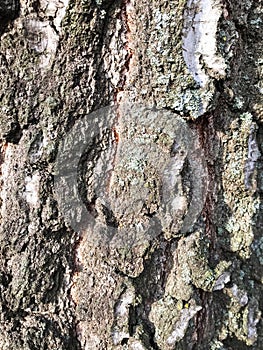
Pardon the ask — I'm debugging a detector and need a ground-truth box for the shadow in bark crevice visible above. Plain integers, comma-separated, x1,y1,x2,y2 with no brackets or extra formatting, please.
0,0,20,36
128,237,175,349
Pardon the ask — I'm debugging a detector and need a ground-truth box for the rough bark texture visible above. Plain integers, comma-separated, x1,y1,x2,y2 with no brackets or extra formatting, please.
0,0,262,349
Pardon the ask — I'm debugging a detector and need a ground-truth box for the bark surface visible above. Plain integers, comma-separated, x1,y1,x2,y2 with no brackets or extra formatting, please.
0,0,262,349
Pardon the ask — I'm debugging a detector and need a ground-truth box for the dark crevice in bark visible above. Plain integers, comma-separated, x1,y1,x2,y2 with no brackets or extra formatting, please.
223,335,257,350
128,238,175,349
191,106,231,348
195,114,220,262
188,83,231,349
0,0,20,35
189,1,263,347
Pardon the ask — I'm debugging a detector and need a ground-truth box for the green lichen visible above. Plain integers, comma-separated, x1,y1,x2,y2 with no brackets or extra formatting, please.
222,285,262,346
149,296,202,349
221,115,260,259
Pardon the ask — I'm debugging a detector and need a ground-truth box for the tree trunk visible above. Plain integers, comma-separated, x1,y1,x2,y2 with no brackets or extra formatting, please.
0,0,262,349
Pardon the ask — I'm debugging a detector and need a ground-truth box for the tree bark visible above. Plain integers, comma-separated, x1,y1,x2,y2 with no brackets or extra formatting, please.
0,0,262,349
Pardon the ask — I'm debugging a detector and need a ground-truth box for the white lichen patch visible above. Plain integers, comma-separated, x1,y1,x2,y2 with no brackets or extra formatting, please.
19,0,69,68
24,173,40,207
246,301,261,344
112,330,130,346
183,0,226,87
182,0,227,114
154,9,170,30
166,305,202,345
39,0,69,32
213,271,231,291
111,286,136,345
129,341,147,350
244,122,261,192
1,144,15,216
115,290,134,317
221,115,261,260
230,284,248,307
149,296,202,349
224,285,261,346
